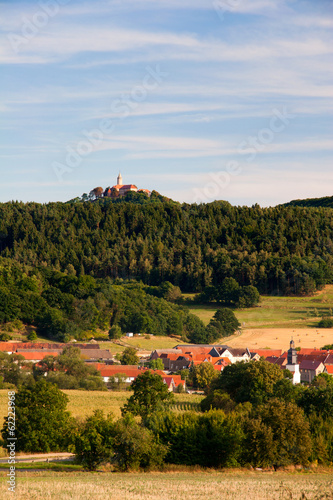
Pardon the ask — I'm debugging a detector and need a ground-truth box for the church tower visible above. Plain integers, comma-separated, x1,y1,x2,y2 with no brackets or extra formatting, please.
117,172,123,186
287,338,297,365
286,338,300,384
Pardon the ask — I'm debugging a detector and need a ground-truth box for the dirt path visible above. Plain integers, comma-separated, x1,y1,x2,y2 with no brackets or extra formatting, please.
0,452,74,464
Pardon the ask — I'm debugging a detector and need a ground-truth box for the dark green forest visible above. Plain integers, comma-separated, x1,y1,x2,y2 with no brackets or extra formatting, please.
0,259,216,342
1,193,333,340
1,195,333,298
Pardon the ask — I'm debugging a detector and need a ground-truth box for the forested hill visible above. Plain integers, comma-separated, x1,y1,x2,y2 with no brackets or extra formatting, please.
283,196,333,209
1,198,333,295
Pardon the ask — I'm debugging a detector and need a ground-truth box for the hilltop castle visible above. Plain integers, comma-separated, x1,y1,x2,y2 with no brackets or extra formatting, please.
104,172,151,198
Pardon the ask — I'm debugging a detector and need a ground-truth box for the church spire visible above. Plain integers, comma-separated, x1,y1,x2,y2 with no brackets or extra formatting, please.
117,172,123,186
287,338,297,365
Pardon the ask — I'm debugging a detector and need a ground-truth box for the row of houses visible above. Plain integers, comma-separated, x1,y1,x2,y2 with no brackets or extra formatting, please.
1,340,332,389
150,343,333,385
262,346,333,383
150,345,251,372
0,342,114,363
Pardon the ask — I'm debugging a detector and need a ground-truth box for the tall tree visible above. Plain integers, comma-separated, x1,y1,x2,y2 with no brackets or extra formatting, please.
2,380,73,452
122,371,174,419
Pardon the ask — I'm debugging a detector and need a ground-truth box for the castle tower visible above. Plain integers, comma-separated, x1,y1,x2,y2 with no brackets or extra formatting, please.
117,172,123,186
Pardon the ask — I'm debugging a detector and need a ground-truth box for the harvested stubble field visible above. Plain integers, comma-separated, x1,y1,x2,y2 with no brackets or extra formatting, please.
223,327,333,351
0,470,332,500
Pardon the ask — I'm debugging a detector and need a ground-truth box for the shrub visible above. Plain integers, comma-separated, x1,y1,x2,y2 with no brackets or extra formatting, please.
74,410,114,471
112,414,168,471
318,318,333,328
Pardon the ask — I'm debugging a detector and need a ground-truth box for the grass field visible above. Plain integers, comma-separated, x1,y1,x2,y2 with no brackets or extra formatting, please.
98,335,183,353
0,470,332,500
0,390,204,425
187,285,333,329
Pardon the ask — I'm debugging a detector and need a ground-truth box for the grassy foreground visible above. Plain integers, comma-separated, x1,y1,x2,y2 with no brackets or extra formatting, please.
0,470,332,500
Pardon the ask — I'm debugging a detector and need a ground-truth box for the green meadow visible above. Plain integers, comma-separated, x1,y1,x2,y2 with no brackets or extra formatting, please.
187,286,333,329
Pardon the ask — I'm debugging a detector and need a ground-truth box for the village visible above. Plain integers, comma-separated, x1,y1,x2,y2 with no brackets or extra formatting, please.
1,338,332,392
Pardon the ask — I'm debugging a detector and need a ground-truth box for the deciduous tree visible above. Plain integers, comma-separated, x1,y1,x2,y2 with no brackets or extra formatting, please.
122,371,174,419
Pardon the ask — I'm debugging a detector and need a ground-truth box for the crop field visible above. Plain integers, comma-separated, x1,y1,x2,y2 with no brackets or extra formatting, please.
0,390,204,425
222,327,333,351
0,470,332,500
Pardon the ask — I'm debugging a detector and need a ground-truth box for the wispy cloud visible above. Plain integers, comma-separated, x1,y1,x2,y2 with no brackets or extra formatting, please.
1,0,332,205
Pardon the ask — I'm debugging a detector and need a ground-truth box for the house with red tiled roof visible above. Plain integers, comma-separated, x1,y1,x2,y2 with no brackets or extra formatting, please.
254,349,283,359
17,351,59,362
94,364,166,384
324,354,333,365
213,357,232,371
298,348,328,355
299,360,326,384
0,342,100,353
162,375,186,392
138,189,151,195
151,345,251,371
326,365,333,375
217,347,251,363
266,356,287,368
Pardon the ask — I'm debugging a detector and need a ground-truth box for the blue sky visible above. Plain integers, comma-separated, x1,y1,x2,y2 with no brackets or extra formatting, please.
1,0,332,206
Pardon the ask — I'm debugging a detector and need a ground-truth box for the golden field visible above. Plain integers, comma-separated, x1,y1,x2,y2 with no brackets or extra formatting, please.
0,470,332,500
223,327,333,351
0,390,203,425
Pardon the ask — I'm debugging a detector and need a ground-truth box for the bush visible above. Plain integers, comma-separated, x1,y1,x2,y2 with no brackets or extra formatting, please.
147,410,244,468
148,358,164,370
27,331,37,341
0,333,12,342
112,414,168,471
318,318,333,328
108,325,122,339
74,410,114,470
